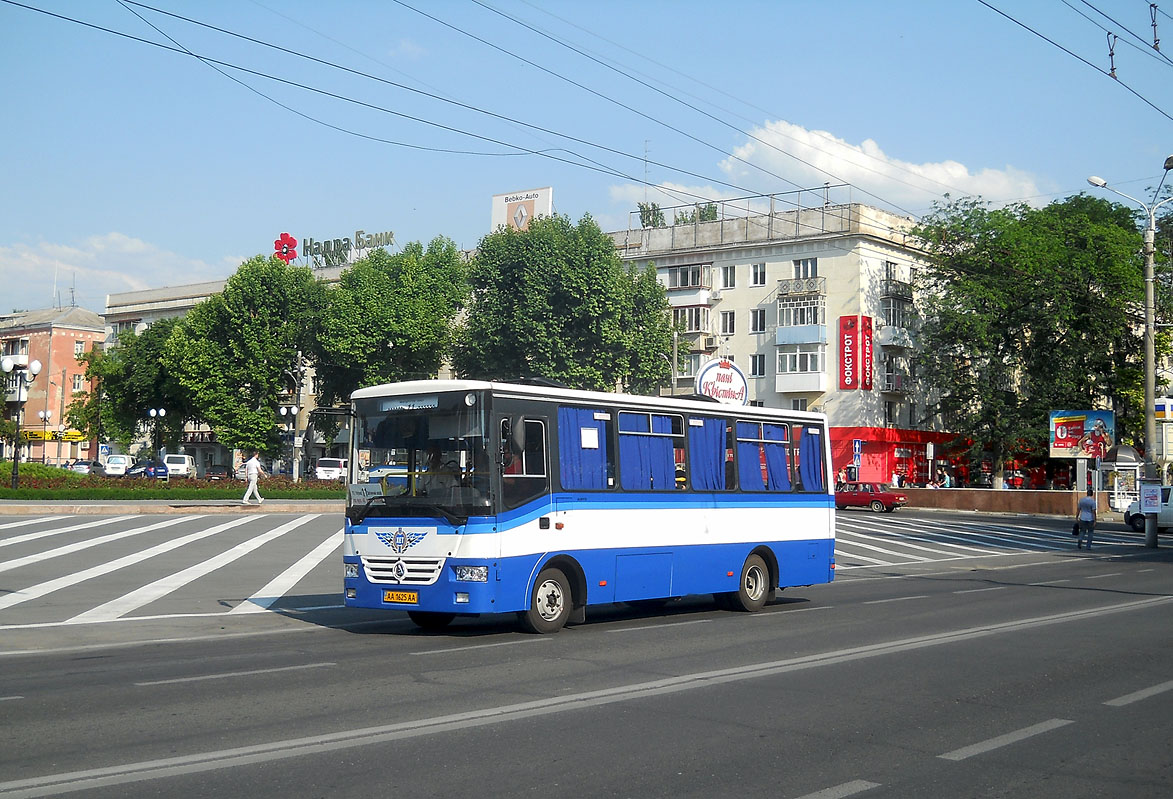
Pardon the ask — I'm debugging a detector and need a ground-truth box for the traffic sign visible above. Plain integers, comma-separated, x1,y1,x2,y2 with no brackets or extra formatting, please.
852,438,862,455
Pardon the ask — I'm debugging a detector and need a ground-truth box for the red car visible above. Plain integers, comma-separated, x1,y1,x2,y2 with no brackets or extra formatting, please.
835,481,908,513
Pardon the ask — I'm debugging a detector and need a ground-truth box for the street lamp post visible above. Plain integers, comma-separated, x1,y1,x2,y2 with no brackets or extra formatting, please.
2,356,43,489
1088,155,1173,549
147,408,166,459
36,410,51,463
279,405,300,482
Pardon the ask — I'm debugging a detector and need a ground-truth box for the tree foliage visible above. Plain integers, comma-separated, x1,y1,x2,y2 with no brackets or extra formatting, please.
637,202,665,228
68,318,192,452
913,195,1165,477
305,238,468,407
452,214,674,393
163,256,320,455
674,202,719,225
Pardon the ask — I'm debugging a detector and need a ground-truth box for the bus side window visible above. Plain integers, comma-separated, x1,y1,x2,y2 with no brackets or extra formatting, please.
502,419,549,509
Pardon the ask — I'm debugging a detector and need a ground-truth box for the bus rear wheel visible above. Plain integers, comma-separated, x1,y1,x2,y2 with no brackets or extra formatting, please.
724,554,770,612
407,611,455,630
520,567,571,633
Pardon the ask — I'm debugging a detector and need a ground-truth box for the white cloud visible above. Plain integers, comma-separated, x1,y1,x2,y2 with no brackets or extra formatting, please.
0,234,228,314
718,120,1050,211
388,38,425,60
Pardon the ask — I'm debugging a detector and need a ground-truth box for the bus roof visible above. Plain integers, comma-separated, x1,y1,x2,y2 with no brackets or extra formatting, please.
350,379,827,423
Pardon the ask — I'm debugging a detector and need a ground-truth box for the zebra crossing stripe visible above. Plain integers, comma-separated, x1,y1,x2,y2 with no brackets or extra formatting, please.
230,529,342,614
0,516,192,573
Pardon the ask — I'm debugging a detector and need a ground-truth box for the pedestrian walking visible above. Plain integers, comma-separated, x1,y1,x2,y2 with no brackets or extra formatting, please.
1075,487,1097,550
242,450,266,505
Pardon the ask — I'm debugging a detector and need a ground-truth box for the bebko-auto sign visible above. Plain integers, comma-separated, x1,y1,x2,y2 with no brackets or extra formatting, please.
694,358,748,405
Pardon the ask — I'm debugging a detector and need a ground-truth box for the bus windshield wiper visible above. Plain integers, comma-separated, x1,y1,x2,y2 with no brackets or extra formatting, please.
348,496,466,527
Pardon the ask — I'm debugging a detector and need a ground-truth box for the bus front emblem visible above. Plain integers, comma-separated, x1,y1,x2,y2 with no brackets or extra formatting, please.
375,527,426,554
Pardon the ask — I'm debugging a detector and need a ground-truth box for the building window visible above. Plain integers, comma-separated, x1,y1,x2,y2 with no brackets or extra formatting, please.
778,344,823,373
74,341,85,356
721,265,736,289
778,295,825,326
748,400,764,407
679,354,702,377
751,263,766,286
882,297,915,328
750,308,766,333
791,398,809,411
720,311,736,335
672,306,710,333
2,338,29,357
750,353,766,377
666,264,711,290
885,401,899,426
72,373,84,392
793,257,818,279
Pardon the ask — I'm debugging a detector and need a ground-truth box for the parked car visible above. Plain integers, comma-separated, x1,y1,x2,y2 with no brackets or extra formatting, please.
315,457,348,481
103,454,130,477
835,480,908,513
205,464,231,481
1123,486,1172,532
70,460,105,476
163,453,196,479
126,459,169,479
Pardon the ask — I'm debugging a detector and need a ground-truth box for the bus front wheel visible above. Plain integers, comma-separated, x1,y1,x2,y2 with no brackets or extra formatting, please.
407,611,455,630
520,568,572,633
725,554,770,613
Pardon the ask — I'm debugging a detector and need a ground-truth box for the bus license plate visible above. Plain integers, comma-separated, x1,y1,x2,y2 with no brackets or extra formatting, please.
383,590,418,604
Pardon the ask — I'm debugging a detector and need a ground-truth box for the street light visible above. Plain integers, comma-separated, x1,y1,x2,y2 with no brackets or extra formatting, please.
2,356,43,489
37,410,51,463
1088,155,1173,549
279,404,300,482
148,408,166,458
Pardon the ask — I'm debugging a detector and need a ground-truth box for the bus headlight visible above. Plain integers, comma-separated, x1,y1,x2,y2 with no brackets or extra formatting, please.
454,565,488,582
345,563,360,579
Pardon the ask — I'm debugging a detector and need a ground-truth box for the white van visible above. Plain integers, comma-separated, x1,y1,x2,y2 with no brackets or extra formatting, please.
315,457,347,481
104,454,131,477
163,453,196,479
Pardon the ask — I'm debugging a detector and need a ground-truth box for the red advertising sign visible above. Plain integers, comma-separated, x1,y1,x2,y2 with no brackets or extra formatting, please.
839,315,858,390
860,315,874,390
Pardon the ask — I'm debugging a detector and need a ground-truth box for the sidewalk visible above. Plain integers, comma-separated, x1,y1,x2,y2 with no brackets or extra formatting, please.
0,499,345,515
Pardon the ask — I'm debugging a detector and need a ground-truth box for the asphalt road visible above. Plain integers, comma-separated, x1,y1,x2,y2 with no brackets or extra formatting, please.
1,510,1170,798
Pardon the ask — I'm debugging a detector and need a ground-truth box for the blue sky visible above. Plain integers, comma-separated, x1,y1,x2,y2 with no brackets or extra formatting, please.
2,0,1171,314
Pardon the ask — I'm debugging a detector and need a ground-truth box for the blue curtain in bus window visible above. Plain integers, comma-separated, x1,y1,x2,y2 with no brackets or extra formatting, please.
688,418,725,491
558,407,608,490
799,427,825,492
737,422,766,491
649,415,676,490
619,413,651,490
763,424,791,492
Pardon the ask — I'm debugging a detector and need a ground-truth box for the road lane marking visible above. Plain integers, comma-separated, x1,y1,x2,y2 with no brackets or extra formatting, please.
0,516,75,532
410,639,550,656
0,516,164,566
1137,569,1155,573
134,662,335,686
937,718,1073,761
230,529,342,614
953,587,1007,594
792,781,881,799
67,515,319,623
751,605,834,616
1083,573,1122,580
863,595,929,605
0,517,250,613
607,619,711,634
1027,579,1070,586
1104,679,1173,707
1,595,1169,797
0,695,23,701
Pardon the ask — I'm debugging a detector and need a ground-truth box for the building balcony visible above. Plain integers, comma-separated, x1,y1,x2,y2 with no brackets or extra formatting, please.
876,324,915,349
777,276,826,296
775,324,827,346
775,372,828,393
882,372,912,393
882,278,913,299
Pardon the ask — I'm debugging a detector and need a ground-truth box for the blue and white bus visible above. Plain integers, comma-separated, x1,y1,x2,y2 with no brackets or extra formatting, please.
342,380,834,632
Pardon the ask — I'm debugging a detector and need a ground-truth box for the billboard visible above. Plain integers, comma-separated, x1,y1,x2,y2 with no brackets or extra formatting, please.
1049,410,1115,459
491,187,553,232
694,358,748,405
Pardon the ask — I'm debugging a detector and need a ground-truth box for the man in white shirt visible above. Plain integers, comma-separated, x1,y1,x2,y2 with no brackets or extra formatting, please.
242,451,266,505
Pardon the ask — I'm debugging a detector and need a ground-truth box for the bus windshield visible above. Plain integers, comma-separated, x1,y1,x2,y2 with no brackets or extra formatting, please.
350,390,491,523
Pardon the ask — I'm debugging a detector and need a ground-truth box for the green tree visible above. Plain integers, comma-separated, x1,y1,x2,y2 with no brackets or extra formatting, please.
913,195,1159,481
164,256,321,455
68,319,193,452
452,214,674,392
306,237,469,407
673,202,718,225
638,202,665,228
